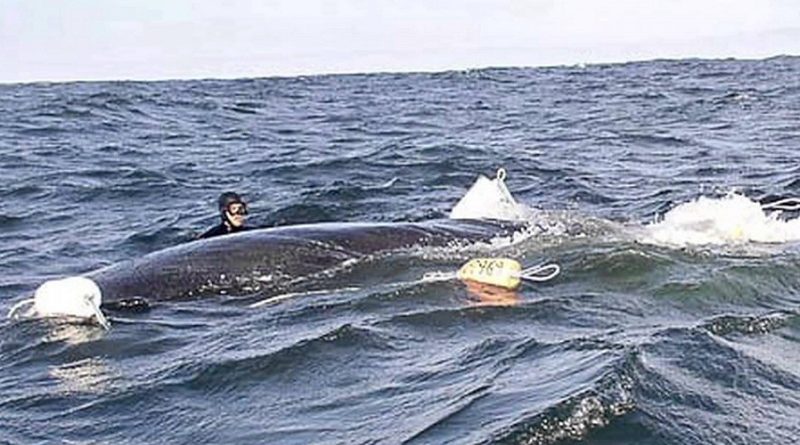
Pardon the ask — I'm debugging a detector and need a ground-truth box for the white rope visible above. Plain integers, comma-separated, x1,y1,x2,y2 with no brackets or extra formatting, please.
249,287,362,308
7,298,34,319
762,197,800,212
519,263,561,282
86,295,111,330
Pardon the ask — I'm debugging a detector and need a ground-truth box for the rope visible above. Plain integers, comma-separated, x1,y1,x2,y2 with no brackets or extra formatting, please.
519,263,561,282
762,197,800,212
7,298,34,319
86,295,111,330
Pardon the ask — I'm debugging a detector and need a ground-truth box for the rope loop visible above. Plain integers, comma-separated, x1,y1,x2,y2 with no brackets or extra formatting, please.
519,263,561,282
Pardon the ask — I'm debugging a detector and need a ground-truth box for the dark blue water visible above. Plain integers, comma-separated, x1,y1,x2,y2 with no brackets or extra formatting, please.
2,57,800,444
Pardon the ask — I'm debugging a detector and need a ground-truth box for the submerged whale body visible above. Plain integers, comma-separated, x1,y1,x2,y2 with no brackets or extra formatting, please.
87,219,520,308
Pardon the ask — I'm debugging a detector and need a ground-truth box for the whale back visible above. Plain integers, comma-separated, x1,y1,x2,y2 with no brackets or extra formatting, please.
89,219,518,304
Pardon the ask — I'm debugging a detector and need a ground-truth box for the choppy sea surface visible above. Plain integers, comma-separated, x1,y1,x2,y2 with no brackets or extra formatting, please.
2,57,800,444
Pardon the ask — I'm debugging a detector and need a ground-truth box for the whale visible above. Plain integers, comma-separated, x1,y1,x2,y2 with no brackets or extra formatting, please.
67,218,521,311
9,169,529,323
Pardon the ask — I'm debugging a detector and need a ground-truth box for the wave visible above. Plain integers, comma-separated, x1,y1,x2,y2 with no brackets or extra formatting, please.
700,311,796,336
403,337,637,445
641,193,800,247
634,319,800,444
0,214,25,229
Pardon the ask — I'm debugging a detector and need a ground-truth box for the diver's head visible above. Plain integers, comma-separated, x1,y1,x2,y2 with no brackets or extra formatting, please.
218,192,248,228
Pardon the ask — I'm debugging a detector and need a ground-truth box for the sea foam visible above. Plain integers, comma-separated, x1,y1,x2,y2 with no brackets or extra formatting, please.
642,193,800,247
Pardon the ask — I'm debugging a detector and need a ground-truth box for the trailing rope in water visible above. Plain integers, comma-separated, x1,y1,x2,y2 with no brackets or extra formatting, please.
7,298,34,319
761,197,800,212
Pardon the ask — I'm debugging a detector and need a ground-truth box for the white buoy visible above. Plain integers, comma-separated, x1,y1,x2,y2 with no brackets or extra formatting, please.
32,276,110,329
449,168,527,221
458,258,523,289
457,257,561,290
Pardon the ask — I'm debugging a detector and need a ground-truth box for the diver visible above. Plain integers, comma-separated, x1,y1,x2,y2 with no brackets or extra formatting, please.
199,192,251,239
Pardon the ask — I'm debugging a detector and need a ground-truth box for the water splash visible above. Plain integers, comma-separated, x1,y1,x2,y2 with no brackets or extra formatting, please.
642,193,800,247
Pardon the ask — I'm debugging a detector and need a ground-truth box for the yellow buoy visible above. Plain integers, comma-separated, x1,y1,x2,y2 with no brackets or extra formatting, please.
457,258,522,290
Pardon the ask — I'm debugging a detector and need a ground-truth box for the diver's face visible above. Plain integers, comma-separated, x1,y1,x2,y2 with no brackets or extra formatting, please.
226,202,247,227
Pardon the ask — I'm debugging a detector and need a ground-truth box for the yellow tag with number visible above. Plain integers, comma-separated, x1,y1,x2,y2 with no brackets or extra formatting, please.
457,258,522,290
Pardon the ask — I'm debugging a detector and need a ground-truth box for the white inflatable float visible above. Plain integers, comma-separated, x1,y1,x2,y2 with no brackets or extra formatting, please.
8,276,110,329
450,168,529,221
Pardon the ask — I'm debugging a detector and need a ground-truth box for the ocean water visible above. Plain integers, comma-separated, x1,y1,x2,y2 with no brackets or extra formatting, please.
2,57,800,444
